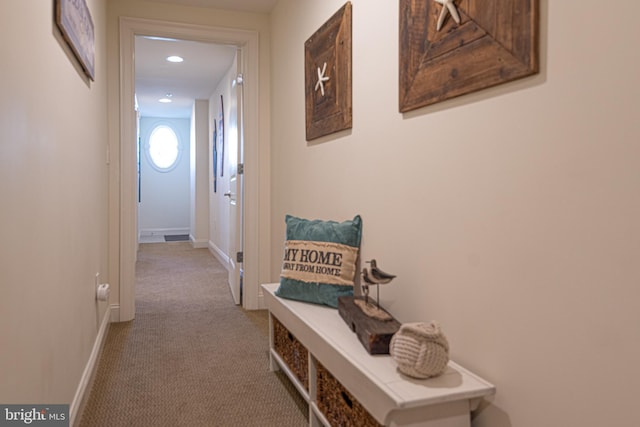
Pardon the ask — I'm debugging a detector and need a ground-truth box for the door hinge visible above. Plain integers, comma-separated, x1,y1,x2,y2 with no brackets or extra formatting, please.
236,251,243,263
238,163,244,175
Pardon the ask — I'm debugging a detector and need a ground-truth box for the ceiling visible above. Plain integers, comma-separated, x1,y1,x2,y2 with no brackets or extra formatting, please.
146,0,278,14
135,36,238,118
134,0,278,118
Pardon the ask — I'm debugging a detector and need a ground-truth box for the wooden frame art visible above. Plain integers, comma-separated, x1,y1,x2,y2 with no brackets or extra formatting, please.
56,0,95,80
304,2,352,141
399,0,539,112
218,95,225,177
212,119,217,193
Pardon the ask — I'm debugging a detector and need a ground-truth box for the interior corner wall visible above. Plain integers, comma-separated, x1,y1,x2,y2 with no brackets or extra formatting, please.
191,100,210,248
269,1,640,426
0,0,110,410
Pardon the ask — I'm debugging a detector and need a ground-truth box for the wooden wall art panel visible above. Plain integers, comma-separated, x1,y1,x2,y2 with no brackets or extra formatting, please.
56,0,95,80
399,0,539,112
305,2,352,141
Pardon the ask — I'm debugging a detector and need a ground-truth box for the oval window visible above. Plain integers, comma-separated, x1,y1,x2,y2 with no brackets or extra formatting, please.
148,125,180,171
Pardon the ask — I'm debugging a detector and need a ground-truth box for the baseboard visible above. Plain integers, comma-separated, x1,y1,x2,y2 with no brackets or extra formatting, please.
208,241,230,268
257,292,267,310
207,243,269,310
109,303,120,323
139,227,189,237
190,235,208,249
69,305,113,426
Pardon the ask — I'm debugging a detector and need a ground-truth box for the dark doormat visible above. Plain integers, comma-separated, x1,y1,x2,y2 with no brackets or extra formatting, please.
164,234,189,242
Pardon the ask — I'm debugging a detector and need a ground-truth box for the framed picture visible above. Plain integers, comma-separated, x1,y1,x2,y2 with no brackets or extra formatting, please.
399,0,538,112
212,119,217,193
304,2,352,141
56,0,95,80
218,95,225,177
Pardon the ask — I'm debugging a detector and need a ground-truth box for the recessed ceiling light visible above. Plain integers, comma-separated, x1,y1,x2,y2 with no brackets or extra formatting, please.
166,56,184,63
158,98,172,103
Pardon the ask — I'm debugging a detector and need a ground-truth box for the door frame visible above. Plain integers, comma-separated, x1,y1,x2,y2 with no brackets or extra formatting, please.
227,53,244,305
118,17,263,320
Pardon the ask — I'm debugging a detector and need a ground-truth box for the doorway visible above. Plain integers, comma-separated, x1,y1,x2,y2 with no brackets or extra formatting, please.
117,17,262,321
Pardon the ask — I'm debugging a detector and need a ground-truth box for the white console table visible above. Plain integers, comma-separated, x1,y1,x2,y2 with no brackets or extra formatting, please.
262,283,495,427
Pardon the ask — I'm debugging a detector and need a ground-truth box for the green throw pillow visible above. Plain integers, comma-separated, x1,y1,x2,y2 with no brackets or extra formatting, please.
276,214,363,308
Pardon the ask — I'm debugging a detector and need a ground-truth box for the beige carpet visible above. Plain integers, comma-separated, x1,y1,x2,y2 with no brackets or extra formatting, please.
79,243,308,426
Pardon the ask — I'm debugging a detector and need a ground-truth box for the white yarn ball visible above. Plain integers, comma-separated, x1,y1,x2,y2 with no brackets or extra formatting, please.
389,321,449,379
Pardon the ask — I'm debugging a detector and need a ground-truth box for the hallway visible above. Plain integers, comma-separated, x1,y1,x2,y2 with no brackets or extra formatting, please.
79,243,307,426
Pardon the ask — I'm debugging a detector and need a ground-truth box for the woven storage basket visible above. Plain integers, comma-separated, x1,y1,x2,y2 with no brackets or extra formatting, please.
316,362,382,427
273,316,309,390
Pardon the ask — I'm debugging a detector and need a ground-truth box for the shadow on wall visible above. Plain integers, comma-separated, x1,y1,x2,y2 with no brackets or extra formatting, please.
472,400,512,427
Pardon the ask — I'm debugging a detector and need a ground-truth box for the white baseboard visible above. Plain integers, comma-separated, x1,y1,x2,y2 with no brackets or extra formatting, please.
208,241,230,268
109,303,120,323
139,227,189,237
190,235,209,249
257,293,267,310
70,304,113,426
207,242,269,310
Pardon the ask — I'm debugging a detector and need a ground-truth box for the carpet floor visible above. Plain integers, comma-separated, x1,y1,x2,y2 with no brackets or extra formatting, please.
79,242,308,426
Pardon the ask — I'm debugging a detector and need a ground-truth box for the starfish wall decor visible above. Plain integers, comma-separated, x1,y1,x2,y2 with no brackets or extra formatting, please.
399,0,539,111
315,62,330,97
434,0,461,31
304,2,352,141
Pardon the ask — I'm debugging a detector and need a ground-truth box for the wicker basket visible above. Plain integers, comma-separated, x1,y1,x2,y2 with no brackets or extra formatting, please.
273,316,309,390
316,362,382,427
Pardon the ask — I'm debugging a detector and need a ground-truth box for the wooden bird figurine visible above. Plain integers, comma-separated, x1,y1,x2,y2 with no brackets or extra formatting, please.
361,259,396,311
361,268,374,304
368,259,396,284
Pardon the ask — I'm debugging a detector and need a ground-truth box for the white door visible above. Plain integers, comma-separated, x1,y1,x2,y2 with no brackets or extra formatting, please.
226,53,244,305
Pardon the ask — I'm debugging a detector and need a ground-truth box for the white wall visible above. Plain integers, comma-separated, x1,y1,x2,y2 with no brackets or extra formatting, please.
190,100,210,247
270,1,640,426
138,117,191,236
0,0,110,418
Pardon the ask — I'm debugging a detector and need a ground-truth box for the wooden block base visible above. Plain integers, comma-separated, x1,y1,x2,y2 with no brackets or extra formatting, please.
338,296,401,355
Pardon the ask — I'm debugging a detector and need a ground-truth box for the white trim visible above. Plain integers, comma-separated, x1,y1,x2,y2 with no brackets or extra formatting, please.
109,304,120,323
139,228,190,237
118,17,264,321
69,305,112,426
119,18,138,322
190,235,209,249
209,240,230,266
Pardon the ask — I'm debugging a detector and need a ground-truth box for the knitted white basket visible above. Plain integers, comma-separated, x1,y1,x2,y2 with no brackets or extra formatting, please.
389,321,449,379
